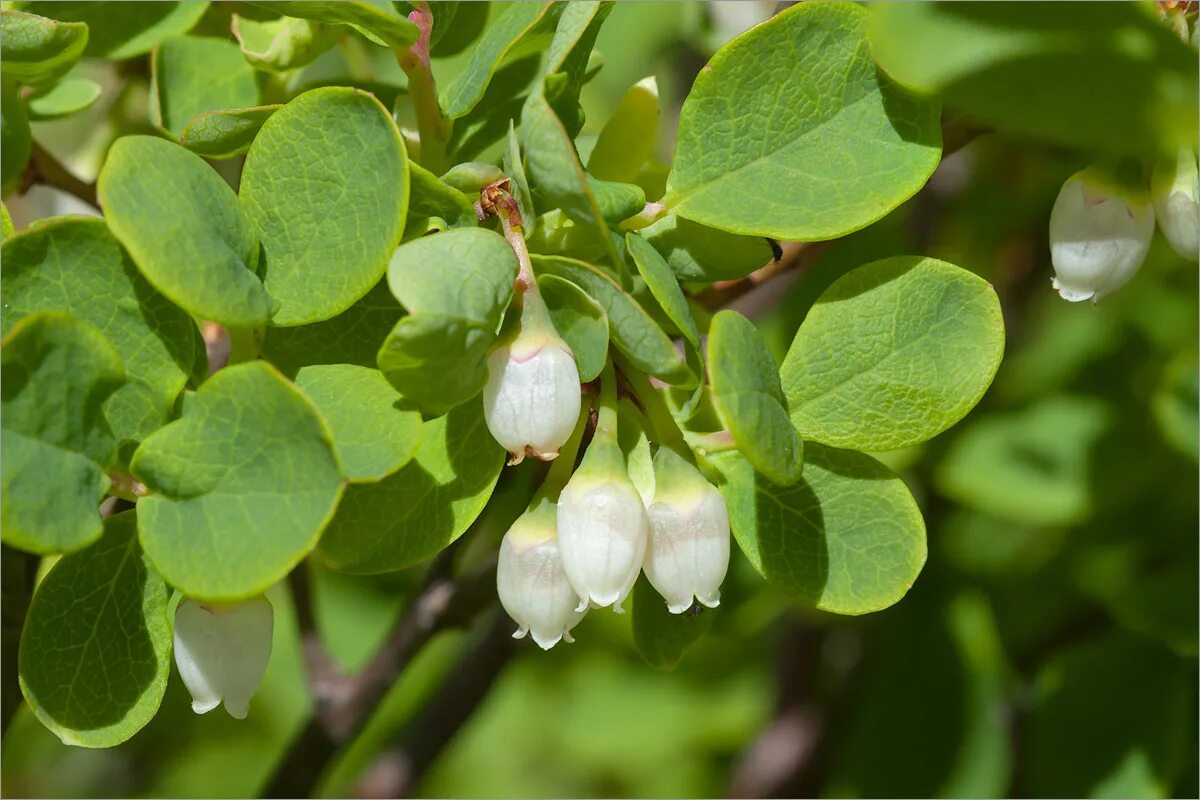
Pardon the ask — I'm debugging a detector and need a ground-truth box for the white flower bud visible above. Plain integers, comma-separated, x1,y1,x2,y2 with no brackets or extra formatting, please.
1151,148,1199,261
497,501,585,649
1049,167,1155,303
557,436,649,613
483,332,581,464
643,449,730,614
173,595,273,719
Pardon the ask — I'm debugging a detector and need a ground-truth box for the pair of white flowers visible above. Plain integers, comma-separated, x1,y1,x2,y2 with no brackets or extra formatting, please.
484,320,730,650
1050,148,1199,303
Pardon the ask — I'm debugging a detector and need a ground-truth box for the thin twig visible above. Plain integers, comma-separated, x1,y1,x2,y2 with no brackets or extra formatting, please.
351,611,518,798
395,1,451,173
262,551,498,798
20,142,99,210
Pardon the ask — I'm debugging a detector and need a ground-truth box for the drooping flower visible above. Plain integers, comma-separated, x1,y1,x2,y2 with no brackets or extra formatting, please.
497,498,585,649
173,595,273,719
642,447,730,614
1049,166,1155,303
1151,147,1199,261
556,398,649,613
483,280,581,464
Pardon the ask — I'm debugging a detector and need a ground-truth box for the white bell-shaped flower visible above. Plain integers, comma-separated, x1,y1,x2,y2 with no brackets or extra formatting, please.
497,499,585,649
643,447,730,614
557,428,649,613
1151,148,1199,261
1049,166,1155,303
173,595,273,719
483,285,581,464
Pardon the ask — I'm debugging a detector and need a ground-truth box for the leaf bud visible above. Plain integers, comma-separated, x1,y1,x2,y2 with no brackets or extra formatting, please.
173,595,273,720
497,499,586,649
642,447,730,614
1049,166,1155,303
1151,147,1199,261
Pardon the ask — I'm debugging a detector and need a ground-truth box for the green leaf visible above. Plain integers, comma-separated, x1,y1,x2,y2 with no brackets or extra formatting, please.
1,202,13,238
261,279,401,377
232,13,339,73
538,1,611,136
708,310,802,485
246,1,419,49
131,361,345,601
18,511,171,748
1,84,31,191
1,313,125,555
150,36,260,138
98,135,269,329
870,3,1199,157
318,400,503,573
0,10,88,86
782,256,1005,452
640,212,772,282
440,1,555,119
26,77,102,121
1025,632,1191,797
664,1,941,240
588,77,659,184
294,364,423,483
1,217,198,453
538,273,608,382
377,228,518,416
531,254,691,386
179,105,280,159
240,87,408,327
22,1,208,59
934,395,1112,528
502,121,535,234
710,443,926,615
627,231,704,417
405,160,477,239
631,575,713,671
521,75,627,270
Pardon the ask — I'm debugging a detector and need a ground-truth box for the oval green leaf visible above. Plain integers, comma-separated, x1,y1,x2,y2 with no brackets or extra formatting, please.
378,227,518,415
532,254,692,386
18,511,171,748
640,212,772,282
151,36,260,138
1,217,198,453
131,361,345,600
27,77,102,121
240,87,408,327
664,1,941,240
179,105,280,159
246,1,418,49
0,10,88,86
294,364,423,483
782,256,1005,452
538,273,608,382
1,313,125,554
98,135,269,329
318,400,503,573
21,1,208,59
232,13,339,73
708,310,802,485
711,444,926,615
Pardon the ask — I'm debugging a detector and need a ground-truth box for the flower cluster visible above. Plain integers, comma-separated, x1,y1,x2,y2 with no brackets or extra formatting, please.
485,314,730,649
1048,150,1198,304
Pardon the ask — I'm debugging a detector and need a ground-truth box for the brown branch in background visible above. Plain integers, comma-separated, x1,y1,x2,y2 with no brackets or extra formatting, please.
352,611,518,798
19,142,99,210
262,550,499,798
1,546,38,736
